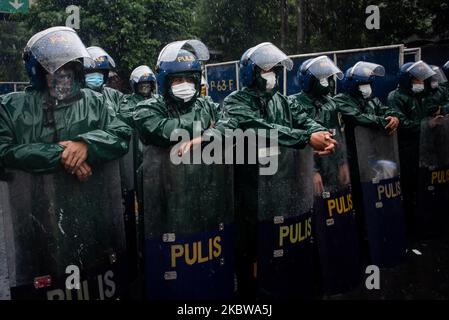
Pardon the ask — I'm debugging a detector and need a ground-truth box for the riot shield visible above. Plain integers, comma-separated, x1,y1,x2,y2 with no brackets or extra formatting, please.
0,161,126,300
234,145,314,299
142,145,234,300
354,126,406,267
417,117,449,237
313,128,360,295
119,131,138,279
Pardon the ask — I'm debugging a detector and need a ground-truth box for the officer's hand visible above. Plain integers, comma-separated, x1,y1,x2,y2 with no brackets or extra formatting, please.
384,116,399,135
59,140,89,173
309,131,337,155
315,143,337,156
177,137,202,157
74,162,93,182
313,172,324,196
429,115,444,128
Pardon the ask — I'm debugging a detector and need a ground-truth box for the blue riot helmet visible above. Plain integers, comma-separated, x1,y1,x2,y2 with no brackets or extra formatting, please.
23,26,92,90
155,39,209,103
342,61,385,96
84,46,116,90
130,65,156,97
239,42,293,91
398,60,435,91
298,55,343,95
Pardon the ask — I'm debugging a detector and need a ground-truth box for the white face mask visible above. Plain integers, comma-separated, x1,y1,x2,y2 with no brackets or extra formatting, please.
412,83,425,93
359,84,372,99
431,80,439,89
319,78,329,87
261,72,276,91
171,82,196,102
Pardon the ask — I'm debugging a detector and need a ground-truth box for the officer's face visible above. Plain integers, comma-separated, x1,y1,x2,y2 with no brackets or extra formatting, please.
412,78,424,85
172,77,195,86
46,66,77,100
137,82,153,97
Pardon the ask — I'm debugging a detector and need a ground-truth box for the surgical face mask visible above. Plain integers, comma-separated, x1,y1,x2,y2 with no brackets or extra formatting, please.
431,80,439,89
261,72,276,91
46,68,80,101
412,83,425,93
85,72,104,90
359,84,372,99
171,81,197,102
319,78,329,87
137,82,153,97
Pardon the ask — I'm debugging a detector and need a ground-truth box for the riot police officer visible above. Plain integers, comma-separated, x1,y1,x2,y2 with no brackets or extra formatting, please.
290,56,360,295
0,26,130,300
84,46,124,113
387,60,436,238
0,27,131,179
120,65,156,126
133,40,234,300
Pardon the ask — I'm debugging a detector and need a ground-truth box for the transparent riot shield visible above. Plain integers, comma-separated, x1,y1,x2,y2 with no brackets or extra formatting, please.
142,145,234,300
313,128,360,295
119,131,138,279
234,144,314,299
354,127,406,267
0,161,126,300
417,117,449,237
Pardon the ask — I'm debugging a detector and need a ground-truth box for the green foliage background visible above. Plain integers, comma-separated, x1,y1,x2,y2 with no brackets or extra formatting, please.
1,0,448,85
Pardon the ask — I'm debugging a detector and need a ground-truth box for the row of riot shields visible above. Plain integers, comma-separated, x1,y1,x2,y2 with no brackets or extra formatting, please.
139,126,407,299
2,119,446,300
0,162,127,300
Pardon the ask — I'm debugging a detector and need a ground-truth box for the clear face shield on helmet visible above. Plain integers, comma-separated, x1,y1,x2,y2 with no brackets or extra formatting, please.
86,46,116,68
348,61,386,80
25,26,93,75
303,55,343,83
405,60,436,81
156,39,210,68
245,42,293,72
430,65,448,84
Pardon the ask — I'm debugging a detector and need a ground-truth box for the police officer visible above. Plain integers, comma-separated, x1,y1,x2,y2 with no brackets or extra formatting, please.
290,55,348,195
133,40,234,300
120,65,156,126
335,61,400,134
84,46,124,113
0,27,131,180
119,65,157,272
387,60,436,238
134,40,219,147
333,61,401,253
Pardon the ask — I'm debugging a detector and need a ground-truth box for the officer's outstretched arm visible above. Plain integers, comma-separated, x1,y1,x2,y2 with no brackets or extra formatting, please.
220,100,322,149
0,110,64,173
